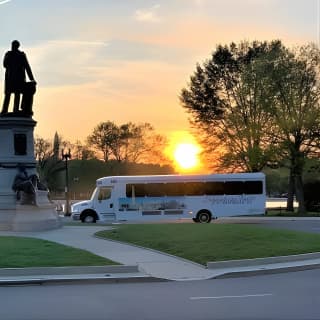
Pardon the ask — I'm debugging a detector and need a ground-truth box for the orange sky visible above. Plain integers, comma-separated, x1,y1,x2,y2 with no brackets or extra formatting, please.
0,0,318,147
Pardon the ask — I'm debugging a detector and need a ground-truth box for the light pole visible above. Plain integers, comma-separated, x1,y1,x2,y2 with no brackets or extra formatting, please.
73,177,79,200
62,148,71,215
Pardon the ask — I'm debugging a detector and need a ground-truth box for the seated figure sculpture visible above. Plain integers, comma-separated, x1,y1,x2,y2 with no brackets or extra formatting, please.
12,166,46,205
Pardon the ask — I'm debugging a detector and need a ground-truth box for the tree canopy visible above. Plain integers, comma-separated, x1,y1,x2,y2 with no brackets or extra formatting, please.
181,40,286,172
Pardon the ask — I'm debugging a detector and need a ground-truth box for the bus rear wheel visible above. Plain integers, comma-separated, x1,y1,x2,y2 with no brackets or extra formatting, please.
197,210,212,223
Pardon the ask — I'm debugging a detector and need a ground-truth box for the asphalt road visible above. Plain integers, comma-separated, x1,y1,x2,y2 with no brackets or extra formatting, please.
217,217,320,234
1,269,320,320
260,219,320,233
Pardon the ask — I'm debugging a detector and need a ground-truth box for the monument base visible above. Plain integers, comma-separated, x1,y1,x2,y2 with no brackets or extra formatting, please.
0,205,62,232
0,115,62,232
0,210,14,231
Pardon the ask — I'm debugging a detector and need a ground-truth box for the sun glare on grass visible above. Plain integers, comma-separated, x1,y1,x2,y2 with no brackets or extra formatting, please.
173,143,200,171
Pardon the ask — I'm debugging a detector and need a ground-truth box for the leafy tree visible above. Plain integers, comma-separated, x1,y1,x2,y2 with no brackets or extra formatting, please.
87,121,168,164
72,140,96,160
139,131,169,165
34,136,52,167
180,40,285,172
87,121,118,162
34,134,65,191
266,44,320,213
112,122,167,163
110,123,133,162
180,40,320,213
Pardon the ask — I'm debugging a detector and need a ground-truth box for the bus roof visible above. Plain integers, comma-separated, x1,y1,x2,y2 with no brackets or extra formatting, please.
96,173,265,186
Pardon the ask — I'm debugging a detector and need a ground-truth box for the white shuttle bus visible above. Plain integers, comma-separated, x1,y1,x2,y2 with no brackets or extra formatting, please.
71,173,266,223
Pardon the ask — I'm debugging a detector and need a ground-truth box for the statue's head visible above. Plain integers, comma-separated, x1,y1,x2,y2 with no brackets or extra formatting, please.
11,40,20,51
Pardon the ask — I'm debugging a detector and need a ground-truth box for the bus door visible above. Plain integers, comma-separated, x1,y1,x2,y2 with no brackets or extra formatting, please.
95,186,114,215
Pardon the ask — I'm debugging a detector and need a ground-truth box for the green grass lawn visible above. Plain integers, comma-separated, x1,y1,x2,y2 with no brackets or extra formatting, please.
0,236,117,268
96,224,320,265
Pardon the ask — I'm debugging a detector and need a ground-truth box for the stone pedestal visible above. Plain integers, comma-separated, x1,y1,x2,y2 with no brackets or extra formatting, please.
0,116,62,231
12,205,62,232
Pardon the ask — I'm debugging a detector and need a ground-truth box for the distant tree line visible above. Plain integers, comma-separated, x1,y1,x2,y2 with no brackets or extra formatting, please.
87,121,167,163
34,122,173,196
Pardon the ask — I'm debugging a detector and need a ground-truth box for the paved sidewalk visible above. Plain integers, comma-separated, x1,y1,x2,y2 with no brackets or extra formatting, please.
1,225,320,282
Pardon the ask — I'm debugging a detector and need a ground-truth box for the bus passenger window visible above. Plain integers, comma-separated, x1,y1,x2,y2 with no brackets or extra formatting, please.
224,181,244,195
205,182,225,195
184,182,205,196
126,184,146,197
244,181,263,194
146,183,165,197
164,183,185,196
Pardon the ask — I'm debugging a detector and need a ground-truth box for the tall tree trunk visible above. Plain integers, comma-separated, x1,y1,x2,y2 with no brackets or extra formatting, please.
286,169,294,212
288,146,306,214
295,174,306,214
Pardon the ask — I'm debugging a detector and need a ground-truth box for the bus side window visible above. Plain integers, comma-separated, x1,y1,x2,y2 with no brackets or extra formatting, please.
126,184,146,197
224,181,244,195
205,182,225,195
146,183,165,197
164,183,185,196
184,182,205,196
244,181,263,194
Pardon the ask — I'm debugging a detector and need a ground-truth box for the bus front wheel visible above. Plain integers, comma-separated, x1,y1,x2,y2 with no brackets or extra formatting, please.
81,211,97,223
197,210,212,223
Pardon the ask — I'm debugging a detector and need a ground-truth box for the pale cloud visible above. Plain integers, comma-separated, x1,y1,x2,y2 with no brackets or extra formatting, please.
48,40,108,47
0,0,11,5
193,0,206,6
28,37,187,89
134,4,161,22
125,12,314,54
28,40,109,87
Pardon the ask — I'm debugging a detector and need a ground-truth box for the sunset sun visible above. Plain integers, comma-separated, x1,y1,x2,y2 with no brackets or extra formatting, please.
173,143,200,171
165,131,203,172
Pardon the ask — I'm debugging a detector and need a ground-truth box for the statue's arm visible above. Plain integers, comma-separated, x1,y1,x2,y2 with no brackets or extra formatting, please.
3,52,9,68
24,54,35,82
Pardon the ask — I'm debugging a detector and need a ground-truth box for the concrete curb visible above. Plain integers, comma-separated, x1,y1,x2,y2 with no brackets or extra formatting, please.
207,252,320,269
0,265,138,276
0,276,167,286
212,262,320,279
0,265,167,286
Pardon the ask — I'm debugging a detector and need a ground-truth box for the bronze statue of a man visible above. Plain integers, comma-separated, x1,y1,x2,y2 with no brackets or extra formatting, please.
1,40,36,115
